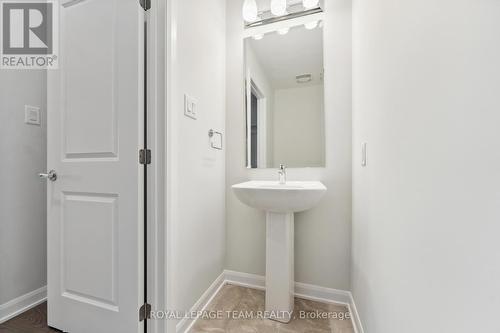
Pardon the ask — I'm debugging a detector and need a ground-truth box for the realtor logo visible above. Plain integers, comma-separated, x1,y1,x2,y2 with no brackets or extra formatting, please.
1,0,58,69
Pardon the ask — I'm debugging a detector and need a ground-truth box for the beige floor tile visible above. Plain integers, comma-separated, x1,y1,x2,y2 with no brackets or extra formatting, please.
189,285,355,333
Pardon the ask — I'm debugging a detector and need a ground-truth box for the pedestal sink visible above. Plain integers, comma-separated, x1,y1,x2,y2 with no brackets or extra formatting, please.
232,181,327,323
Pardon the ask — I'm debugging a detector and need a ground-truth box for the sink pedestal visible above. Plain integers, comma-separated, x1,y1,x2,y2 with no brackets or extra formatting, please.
232,181,327,324
265,212,294,323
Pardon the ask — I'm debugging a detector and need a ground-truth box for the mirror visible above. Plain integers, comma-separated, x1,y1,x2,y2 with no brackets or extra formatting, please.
244,23,325,169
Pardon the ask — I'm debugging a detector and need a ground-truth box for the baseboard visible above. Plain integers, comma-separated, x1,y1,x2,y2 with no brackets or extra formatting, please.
177,270,364,333
347,292,365,333
224,270,364,333
224,270,265,290
0,286,47,324
176,272,226,333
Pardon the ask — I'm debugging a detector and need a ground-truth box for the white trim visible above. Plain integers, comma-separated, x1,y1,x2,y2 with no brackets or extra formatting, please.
223,270,364,333
246,76,269,169
245,68,252,168
0,286,47,324
250,82,267,168
176,272,226,333
147,1,167,333
295,281,351,305
164,0,175,332
224,270,266,290
256,96,267,168
348,293,365,333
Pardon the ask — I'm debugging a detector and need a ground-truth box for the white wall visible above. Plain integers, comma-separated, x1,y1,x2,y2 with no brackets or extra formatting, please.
167,0,226,319
226,0,352,290
352,0,500,332
0,71,47,305
273,84,325,167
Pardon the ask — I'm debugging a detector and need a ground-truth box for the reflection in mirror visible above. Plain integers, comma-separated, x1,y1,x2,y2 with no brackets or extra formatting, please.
245,23,325,169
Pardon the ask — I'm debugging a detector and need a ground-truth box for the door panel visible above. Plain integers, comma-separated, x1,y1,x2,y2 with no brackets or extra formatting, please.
47,0,144,332
62,0,118,158
62,192,118,311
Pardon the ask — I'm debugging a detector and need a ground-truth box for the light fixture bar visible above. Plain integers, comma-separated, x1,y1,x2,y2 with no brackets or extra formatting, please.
245,7,323,29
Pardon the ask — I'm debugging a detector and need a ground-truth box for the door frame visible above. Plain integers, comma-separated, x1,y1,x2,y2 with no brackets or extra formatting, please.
145,0,167,332
144,0,189,332
250,80,268,168
145,0,180,332
135,0,170,331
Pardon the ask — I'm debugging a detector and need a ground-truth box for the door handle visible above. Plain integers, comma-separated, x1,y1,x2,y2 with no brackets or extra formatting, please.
39,170,57,182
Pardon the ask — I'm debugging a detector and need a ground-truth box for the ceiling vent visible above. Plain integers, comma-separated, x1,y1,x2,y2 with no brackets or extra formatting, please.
296,74,312,84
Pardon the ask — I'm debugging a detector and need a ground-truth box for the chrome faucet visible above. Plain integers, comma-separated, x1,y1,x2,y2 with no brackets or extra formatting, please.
278,164,286,184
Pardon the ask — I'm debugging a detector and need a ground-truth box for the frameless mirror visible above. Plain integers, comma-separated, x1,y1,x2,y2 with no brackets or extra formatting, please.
244,24,325,169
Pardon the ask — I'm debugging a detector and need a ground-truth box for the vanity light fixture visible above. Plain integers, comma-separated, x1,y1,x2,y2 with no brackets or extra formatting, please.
243,0,323,29
270,0,287,16
242,0,259,22
304,20,319,30
253,34,265,40
303,0,320,9
277,27,290,35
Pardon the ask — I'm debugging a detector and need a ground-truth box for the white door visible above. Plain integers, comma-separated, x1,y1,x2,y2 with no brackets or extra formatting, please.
46,0,145,332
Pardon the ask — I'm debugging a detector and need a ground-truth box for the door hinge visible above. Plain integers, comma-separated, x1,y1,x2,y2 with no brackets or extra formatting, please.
139,149,152,165
139,0,151,11
139,303,152,322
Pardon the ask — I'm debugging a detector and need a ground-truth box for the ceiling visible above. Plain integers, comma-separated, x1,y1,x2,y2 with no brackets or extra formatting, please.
255,0,304,12
247,25,323,89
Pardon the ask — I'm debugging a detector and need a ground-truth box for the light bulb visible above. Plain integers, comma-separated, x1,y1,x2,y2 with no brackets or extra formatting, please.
253,34,264,40
277,28,290,35
304,20,319,30
242,0,258,22
303,0,319,9
270,0,287,16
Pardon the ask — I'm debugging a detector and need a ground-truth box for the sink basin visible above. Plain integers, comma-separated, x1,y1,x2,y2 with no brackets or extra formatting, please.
231,180,327,323
232,181,327,213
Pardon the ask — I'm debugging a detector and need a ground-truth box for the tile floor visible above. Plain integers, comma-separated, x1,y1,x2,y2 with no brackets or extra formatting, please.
190,285,355,333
